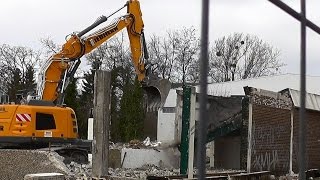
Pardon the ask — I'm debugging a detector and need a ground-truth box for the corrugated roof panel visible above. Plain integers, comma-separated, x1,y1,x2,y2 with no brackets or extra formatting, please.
195,74,320,97
289,89,320,111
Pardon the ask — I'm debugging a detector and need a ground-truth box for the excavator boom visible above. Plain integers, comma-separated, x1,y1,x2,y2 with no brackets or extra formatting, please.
0,0,169,163
37,0,170,110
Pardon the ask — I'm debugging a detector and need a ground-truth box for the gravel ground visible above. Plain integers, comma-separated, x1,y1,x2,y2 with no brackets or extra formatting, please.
0,149,71,180
0,148,247,180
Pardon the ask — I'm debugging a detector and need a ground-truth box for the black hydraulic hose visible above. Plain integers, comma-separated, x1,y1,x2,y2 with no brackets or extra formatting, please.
77,16,108,37
77,3,127,37
142,31,149,60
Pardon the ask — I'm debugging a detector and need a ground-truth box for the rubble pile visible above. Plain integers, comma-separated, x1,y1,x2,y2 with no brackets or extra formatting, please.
66,161,92,179
110,137,165,150
65,161,179,179
0,149,71,180
0,149,249,180
108,164,180,179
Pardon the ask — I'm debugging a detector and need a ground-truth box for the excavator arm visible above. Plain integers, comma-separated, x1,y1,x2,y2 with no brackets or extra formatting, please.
37,0,170,110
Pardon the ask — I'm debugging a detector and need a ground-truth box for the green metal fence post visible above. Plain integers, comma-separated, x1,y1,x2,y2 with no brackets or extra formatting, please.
180,86,191,175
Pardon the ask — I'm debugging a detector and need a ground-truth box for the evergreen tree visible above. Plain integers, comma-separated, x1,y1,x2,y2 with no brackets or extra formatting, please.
77,61,100,139
23,65,36,95
7,68,23,103
110,66,121,142
64,78,85,138
118,75,145,142
81,69,95,105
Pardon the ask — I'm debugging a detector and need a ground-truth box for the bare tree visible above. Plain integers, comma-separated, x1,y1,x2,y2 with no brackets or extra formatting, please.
173,27,200,84
40,37,60,56
86,34,131,72
209,33,284,82
148,31,178,82
148,27,200,84
0,44,40,94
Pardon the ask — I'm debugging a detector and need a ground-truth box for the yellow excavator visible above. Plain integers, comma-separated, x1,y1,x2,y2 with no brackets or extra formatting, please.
0,0,170,162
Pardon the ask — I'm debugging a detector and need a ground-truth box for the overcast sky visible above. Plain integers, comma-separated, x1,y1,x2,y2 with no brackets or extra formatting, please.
0,0,319,76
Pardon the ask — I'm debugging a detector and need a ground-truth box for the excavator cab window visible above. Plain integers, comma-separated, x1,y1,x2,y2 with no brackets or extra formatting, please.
36,113,56,130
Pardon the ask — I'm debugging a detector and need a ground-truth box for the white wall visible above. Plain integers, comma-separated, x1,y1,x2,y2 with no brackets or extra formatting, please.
121,148,180,169
157,90,178,144
157,109,176,143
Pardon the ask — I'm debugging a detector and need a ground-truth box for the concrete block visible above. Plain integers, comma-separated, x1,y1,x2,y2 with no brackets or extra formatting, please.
121,147,179,169
109,149,121,168
24,173,65,180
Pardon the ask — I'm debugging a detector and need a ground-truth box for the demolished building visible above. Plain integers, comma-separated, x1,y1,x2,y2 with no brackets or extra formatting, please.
153,73,320,175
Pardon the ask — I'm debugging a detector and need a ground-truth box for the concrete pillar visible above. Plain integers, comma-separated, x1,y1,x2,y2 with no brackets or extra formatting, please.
174,90,183,145
209,141,215,168
92,70,111,178
289,109,294,175
246,100,253,173
187,87,196,179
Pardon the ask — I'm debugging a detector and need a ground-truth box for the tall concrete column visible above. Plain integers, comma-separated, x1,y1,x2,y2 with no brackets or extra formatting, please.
209,141,215,168
246,99,253,173
92,70,111,178
289,109,294,175
187,87,196,179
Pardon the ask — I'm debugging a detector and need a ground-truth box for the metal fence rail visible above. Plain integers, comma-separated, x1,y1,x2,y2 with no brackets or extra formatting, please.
196,0,320,179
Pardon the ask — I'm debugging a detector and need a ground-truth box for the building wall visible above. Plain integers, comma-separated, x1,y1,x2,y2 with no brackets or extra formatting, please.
292,109,320,173
243,87,320,175
251,105,291,174
240,97,249,170
214,135,241,169
242,87,293,175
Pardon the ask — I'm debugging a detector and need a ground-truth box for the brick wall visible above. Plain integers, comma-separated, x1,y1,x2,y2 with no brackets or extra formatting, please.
242,87,320,175
242,87,292,175
292,109,320,173
251,105,291,174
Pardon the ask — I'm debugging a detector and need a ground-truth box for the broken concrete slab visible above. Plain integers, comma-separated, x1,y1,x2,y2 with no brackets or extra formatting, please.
24,173,65,180
120,147,179,169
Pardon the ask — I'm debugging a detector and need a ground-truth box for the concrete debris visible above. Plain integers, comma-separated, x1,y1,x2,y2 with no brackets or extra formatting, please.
110,138,162,150
143,137,161,147
0,148,281,180
63,161,180,179
108,164,180,179
278,174,299,180
66,161,92,179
